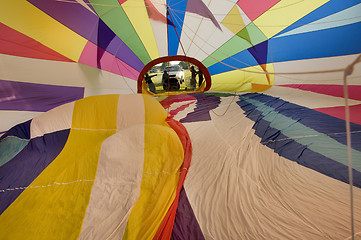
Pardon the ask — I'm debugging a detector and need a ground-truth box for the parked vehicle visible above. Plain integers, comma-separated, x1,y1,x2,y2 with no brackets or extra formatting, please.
162,65,184,91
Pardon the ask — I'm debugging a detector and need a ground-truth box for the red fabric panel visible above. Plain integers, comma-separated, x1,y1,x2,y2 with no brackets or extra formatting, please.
153,117,192,240
315,104,361,125
279,84,361,101
0,23,73,62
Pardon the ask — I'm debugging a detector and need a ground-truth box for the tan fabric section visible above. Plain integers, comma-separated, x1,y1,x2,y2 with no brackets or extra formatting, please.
116,94,146,130
0,110,41,133
78,126,145,240
30,102,75,138
79,94,146,239
181,97,361,240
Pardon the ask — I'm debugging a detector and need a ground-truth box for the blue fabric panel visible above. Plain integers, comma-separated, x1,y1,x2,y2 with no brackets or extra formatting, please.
268,21,361,62
276,0,361,36
0,129,70,215
167,0,187,56
0,120,31,141
236,93,361,188
0,136,29,167
248,40,268,66
208,21,361,75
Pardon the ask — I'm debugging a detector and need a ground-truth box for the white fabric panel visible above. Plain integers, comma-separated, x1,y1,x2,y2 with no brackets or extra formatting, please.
83,85,137,97
79,125,145,240
116,94,146,131
264,86,361,109
30,102,74,139
272,54,361,85
149,0,168,58
186,0,238,61
179,98,361,240
0,54,137,91
0,110,42,133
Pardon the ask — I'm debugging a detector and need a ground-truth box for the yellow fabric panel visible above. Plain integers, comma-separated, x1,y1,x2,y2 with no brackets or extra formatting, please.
253,0,330,38
0,0,87,61
72,94,119,130
122,95,184,239
222,5,246,35
211,63,275,92
142,94,170,126
122,124,184,240
0,95,119,240
122,0,160,60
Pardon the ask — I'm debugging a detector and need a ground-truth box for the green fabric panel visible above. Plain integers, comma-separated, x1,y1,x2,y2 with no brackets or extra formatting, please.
88,0,151,64
203,23,267,68
0,136,29,167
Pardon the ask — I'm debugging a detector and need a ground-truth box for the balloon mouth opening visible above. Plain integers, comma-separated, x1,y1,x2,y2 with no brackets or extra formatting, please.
137,55,211,96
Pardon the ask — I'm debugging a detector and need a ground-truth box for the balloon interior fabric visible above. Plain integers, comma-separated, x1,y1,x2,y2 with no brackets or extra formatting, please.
1,0,361,239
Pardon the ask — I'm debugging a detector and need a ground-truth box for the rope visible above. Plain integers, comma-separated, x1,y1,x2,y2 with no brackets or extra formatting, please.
343,53,361,240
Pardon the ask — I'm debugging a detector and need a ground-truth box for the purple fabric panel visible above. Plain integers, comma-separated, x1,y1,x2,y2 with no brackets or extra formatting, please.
171,187,205,240
180,94,221,123
186,0,221,29
0,120,31,141
248,40,268,65
0,129,70,215
0,79,84,112
27,0,144,71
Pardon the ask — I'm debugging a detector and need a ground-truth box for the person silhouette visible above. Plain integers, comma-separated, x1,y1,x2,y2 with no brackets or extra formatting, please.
145,73,156,93
190,66,197,90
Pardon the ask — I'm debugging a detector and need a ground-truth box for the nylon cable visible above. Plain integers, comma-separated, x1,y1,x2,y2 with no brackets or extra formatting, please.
343,53,361,240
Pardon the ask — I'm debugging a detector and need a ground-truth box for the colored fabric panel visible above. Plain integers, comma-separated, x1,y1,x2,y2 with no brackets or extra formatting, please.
279,84,361,101
164,93,361,239
122,125,184,239
0,79,84,112
180,94,221,123
276,0,360,36
122,0,160,60
221,5,247,34
0,0,88,61
30,102,75,139
79,41,140,80
79,94,146,239
210,64,274,92
276,3,361,37
28,0,144,71
0,94,119,239
153,116,193,239
252,0,330,39
186,0,221,29
0,23,73,62
202,22,267,68
88,0,152,64
236,93,361,186
171,187,205,240
122,95,184,239
250,93,361,152
0,120,31,141
79,126,145,240
0,136,29,167
237,0,281,21
315,104,361,126
167,0,187,56
268,21,361,62
0,129,70,215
